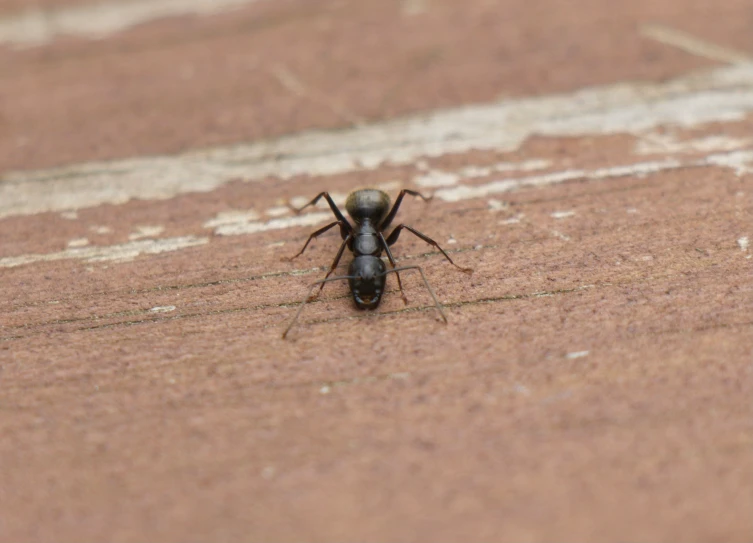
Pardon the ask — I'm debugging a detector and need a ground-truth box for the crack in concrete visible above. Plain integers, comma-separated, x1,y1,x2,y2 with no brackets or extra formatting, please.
0,245,491,316
3,261,747,342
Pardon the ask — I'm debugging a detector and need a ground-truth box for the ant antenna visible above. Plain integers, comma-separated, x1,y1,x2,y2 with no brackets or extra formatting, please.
382,266,448,323
282,275,355,339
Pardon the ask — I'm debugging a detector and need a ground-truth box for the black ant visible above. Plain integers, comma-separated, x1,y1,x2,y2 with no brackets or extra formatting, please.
281,188,472,338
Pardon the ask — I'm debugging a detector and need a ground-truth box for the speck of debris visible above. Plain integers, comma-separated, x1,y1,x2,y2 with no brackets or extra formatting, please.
150,305,176,313
67,237,90,248
513,383,531,395
487,199,508,211
566,350,590,359
90,225,113,234
551,210,575,219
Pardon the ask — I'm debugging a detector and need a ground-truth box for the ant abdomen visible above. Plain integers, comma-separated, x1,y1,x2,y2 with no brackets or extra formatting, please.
345,189,390,224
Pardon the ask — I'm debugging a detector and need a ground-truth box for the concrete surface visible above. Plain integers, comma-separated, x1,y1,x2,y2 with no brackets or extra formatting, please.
1,0,752,541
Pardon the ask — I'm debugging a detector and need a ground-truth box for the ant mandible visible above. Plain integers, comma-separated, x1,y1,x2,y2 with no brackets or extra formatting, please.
281,188,473,338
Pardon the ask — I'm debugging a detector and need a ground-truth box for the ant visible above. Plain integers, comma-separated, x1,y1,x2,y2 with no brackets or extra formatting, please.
281,188,472,338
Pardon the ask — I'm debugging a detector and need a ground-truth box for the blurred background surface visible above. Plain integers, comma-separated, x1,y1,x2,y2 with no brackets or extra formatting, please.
1,1,751,541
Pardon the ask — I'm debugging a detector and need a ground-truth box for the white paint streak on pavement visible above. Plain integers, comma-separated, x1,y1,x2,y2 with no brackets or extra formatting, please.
203,209,260,229
210,149,753,236
414,160,551,187
434,159,682,202
635,133,751,155
4,64,753,220
214,150,730,237
414,170,461,188
0,236,208,268
434,151,753,202
640,24,752,65
206,212,332,237
0,0,264,47
129,225,166,240
705,150,753,177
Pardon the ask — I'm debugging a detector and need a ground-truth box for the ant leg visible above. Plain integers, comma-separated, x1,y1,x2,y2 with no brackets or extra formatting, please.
282,275,355,339
380,189,432,231
310,234,351,301
383,266,448,323
385,224,473,274
284,220,345,262
377,232,408,305
291,192,351,229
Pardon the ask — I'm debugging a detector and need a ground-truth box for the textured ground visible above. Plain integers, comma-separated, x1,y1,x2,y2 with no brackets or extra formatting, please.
1,0,752,541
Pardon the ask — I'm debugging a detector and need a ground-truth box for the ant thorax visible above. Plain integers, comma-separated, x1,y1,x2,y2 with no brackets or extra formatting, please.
351,224,381,256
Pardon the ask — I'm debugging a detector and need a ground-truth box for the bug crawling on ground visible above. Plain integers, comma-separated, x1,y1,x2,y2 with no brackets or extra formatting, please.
281,188,473,338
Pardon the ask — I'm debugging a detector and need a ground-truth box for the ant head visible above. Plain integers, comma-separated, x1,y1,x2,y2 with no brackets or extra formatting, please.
348,256,387,309
345,189,390,224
